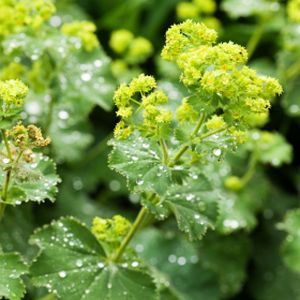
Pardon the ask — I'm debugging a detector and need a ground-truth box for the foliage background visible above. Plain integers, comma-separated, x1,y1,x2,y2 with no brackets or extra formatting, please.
1,0,300,299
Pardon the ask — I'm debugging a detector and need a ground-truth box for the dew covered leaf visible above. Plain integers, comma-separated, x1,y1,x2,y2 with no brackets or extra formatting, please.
134,228,221,300
160,173,217,240
278,209,300,273
108,133,177,195
197,232,252,298
249,132,292,167
1,153,60,206
221,0,280,18
0,252,28,300
30,217,158,300
0,206,36,259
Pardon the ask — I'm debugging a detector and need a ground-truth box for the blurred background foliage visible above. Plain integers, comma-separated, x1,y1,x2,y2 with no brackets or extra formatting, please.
1,0,300,299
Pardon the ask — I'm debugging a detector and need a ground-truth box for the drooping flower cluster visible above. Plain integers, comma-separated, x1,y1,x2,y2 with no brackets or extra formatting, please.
61,21,99,52
0,0,55,37
9,123,51,149
162,20,282,139
113,74,172,139
109,29,153,65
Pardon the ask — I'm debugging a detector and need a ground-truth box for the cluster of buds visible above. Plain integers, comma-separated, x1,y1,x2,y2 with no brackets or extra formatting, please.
0,0,55,37
10,123,51,150
61,21,99,52
109,29,153,65
91,215,132,244
113,74,172,139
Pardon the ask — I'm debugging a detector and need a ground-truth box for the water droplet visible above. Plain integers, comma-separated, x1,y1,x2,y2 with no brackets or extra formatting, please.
2,158,10,164
76,259,83,268
109,180,121,191
136,179,144,186
58,110,69,120
81,73,92,82
50,16,62,27
223,219,239,229
132,156,138,161
177,256,187,266
58,271,67,278
98,262,104,269
131,261,139,267
94,60,103,67
186,193,195,201
289,104,300,114
168,254,177,263
213,148,222,157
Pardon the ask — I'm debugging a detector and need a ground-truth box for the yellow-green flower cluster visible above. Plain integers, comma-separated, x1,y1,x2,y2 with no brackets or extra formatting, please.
177,42,248,85
287,0,300,23
0,0,55,36
15,0,55,29
206,115,226,130
161,20,217,61
0,79,28,108
109,29,153,64
176,0,220,30
176,98,198,123
162,21,282,132
113,74,172,139
91,215,131,243
61,21,99,52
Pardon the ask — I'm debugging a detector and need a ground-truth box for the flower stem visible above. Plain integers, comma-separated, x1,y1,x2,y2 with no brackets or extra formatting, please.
0,129,13,221
168,114,206,167
285,59,300,80
198,126,228,141
247,19,265,59
112,206,149,262
240,153,257,187
160,138,169,165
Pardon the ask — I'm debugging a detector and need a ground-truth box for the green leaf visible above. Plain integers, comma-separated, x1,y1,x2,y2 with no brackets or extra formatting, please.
197,232,252,298
0,206,36,259
134,228,221,300
248,131,293,167
160,173,216,240
108,133,176,195
221,0,280,18
0,153,60,206
0,252,28,300
30,217,158,300
278,209,300,273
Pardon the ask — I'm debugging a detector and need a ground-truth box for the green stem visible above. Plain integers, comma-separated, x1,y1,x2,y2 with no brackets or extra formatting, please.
168,114,206,167
191,113,206,137
247,19,265,59
198,126,228,141
44,94,54,135
0,129,13,220
112,206,149,262
1,129,12,160
168,145,189,167
160,138,169,165
285,59,300,80
240,153,258,187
